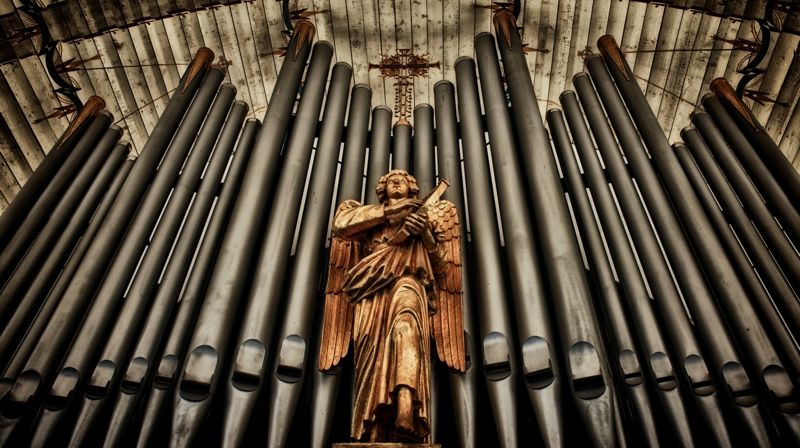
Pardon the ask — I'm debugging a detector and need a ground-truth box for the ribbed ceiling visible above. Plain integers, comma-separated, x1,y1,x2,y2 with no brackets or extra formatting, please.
0,0,798,211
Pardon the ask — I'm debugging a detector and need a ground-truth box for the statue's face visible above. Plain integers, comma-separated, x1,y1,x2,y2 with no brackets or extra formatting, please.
386,174,410,200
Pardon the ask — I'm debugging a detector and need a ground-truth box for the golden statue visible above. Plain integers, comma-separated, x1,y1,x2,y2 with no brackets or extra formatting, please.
319,169,466,443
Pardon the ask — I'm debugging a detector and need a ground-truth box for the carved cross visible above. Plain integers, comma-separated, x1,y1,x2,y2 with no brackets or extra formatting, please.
369,49,439,125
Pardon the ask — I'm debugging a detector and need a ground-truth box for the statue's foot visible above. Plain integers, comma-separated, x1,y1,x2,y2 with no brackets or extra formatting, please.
395,386,415,436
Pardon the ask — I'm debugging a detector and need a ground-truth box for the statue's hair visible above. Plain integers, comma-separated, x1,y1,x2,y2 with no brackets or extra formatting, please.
375,169,419,203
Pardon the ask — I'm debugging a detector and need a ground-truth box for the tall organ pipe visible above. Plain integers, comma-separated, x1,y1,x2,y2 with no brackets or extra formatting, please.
0,126,123,355
574,69,741,447
434,80,478,448
392,122,412,171
101,110,250,448
548,105,661,448
65,100,248,447
674,136,800,360
455,56,518,448
28,80,236,447
691,111,800,294
365,107,392,204
169,36,324,448
0,112,113,296
309,84,371,448
0,96,105,247
0,155,133,385
597,35,800,442
681,123,800,338
411,102,439,440
709,78,800,209
0,144,127,372
0,47,214,446
487,19,610,445
135,120,259,448
263,62,352,448
413,105,435,192
701,94,800,247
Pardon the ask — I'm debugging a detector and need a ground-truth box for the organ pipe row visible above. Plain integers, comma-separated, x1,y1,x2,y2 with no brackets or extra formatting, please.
0,15,799,447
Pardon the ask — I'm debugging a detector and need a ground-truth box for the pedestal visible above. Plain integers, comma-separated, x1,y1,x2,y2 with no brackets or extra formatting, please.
333,444,441,448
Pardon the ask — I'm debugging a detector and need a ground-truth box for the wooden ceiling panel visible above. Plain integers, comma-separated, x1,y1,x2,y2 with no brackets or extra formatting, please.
247,0,279,114
230,3,269,118
765,45,800,142
426,0,444,102
566,0,591,91
633,4,665,94
620,1,646,69
93,33,149,153
548,0,576,110
0,61,57,156
784,98,800,165
668,13,720,142
656,9,701,140
644,6,683,118
0,102,32,187
411,0,429,106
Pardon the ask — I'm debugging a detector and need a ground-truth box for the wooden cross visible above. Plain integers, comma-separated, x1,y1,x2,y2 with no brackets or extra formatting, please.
369,49,439,125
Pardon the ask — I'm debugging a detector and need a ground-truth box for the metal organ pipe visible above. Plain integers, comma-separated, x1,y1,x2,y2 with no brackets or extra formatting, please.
136,120,260,448
0,47,214,446
597,34,800,442
691,111,800,294
701,95,800,248
65,100,249,447
548,105,660,448
571,69,733,446
0,112,114,296
489,15,611,445
0,96,105,247
455,56,519,448
0,127,124,359
309,83,371,448
709,78,800,207
434,80,478,448
365,106,392,204
680,127,800,342
170,32,321,447
0,154,134,384
392,122,413,172
263,61,352,448
673,138,800,362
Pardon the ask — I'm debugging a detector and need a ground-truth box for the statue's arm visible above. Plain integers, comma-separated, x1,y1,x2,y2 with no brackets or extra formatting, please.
332,200,385,239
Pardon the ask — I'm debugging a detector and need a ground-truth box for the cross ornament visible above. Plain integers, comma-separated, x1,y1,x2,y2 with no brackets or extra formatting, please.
369,49,439,125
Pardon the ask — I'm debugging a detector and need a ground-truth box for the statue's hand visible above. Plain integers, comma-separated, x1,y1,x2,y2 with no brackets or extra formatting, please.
404,212,427,235
384,199,423,219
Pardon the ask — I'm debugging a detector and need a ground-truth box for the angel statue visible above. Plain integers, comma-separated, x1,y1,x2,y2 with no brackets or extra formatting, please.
319,169,466,443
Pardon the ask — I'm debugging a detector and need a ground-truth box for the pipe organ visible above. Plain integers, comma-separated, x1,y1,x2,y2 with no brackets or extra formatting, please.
1,12,800,447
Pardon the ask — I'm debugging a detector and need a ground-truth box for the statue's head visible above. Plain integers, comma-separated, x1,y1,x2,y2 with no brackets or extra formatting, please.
376,169,419,203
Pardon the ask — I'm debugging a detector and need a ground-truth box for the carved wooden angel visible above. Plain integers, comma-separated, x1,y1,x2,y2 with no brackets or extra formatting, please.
318,169,465,443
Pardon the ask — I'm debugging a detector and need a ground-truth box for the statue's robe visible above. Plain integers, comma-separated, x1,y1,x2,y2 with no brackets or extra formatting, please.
333,200,437,442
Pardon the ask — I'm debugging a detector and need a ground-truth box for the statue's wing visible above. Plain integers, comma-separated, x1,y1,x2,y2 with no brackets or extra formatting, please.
428,200,466,372
319,201,361,371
